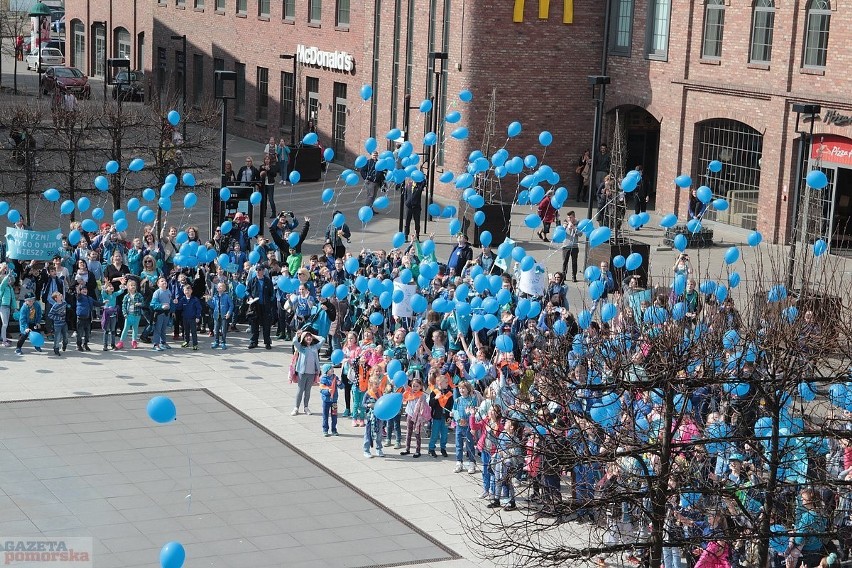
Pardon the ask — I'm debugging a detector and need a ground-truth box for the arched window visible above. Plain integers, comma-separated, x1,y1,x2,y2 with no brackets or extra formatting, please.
803,0,830,69
114,27,130,61
701,0,725,59
749,0,775,63
695,119,763,230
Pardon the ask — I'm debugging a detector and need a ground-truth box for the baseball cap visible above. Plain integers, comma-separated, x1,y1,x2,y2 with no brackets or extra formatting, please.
321,363,333,374
729,453,744,462
255,263,267,271
383,349,393,357
24,292,35,300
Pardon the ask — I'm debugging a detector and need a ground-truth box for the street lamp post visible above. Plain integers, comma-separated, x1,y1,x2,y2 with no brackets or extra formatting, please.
171,35,187,143
214,69,236,235
424,51,448,234
279,53,298,146
786,103,821,289
27,2,52,100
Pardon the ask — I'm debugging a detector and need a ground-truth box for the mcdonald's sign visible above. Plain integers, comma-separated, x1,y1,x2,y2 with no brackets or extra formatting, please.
513,0,574,23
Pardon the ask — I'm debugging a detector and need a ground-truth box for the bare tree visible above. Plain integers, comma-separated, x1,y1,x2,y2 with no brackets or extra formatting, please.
459,247,852,568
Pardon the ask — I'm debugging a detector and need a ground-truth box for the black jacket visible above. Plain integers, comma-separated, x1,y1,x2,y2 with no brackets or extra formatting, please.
360,159,386,185
247,275,275,307
236,165,260,186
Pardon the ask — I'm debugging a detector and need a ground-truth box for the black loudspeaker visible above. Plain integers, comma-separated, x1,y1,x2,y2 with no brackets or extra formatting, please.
586,239,652,289
287,144,323,182
459,202,512,247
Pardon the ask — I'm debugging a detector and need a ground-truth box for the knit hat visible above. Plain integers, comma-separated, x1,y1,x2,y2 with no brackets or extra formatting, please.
321,363,333,374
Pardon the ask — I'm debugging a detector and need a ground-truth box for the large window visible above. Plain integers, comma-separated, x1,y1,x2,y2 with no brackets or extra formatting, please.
610,0,634,56
803,0,830,69
258,0,269,17
114,27,130,60
256,66,269,122
236,0,246,15
306,77,319,132
309,0,322,23
193,54,203,107
336,0,350,26
215,0,224,10
645,0,670,59
283,0,295,20
72,20,85,70
279,71,294,130
332,82,347,159
695,119,763,230
750,0,774,64
702,0,725,59
234,62,245,118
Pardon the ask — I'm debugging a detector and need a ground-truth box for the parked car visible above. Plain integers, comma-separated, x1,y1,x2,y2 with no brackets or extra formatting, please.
26,47,64,71
41,66,90,99
111,70,145,102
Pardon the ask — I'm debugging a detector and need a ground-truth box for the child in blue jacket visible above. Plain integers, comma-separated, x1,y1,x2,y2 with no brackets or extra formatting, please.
176,284,202,349
208,281,234,349
319,363,342,437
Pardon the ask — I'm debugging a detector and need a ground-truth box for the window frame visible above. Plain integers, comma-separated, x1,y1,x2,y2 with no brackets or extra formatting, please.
258,0,270,17
215,0,224,10
234,62,246,119
279,71,294,131
283,0,295,21
749,0,775,64
308,0,322,23
256,66,269,123
610,0,634,57
802,0,831,69
701,0,725,60
236,0,247,15
645,0,671,60
335,0,350,27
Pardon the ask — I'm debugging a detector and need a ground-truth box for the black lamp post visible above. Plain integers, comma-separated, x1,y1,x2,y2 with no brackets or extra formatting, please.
171,35,187,143
27,2,51,100
279,53,297,146
214,69,236,235
786,102,821,289
424,51,448,233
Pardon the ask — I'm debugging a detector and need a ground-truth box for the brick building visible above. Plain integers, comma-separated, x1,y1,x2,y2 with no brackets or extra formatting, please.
605,0,852,250
63,0,607,202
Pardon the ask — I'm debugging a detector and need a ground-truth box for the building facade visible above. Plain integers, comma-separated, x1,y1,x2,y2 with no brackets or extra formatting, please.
606,0,852,250
63,0,608,202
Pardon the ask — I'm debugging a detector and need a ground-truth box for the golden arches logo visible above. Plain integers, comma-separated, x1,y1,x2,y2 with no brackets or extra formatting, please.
513,0,574,23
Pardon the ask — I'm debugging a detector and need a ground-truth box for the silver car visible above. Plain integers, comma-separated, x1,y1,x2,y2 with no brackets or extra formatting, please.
26,47,64,72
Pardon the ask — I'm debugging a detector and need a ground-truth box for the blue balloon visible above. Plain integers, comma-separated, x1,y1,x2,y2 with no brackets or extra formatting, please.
451,126,468,140
303,132,318,145
814,239,828,257
585,265,601,283
421,239,435,256
589,226,611,248
175,231,188,245
373,392,403,421
369,312,384,326
182,172,196,187
358,206,374,224
589,280,605,301
128,157,145,172
411,294,428,313
445,111,461,124
674,174,692,188
724,246,740,265
160,541,185,568
29,331,44,348
419,99,432,113
524,214,542,229
479,230,492,247
247,224,259,238
323,147,335,162
747,231,763,247
728,272,741,288
708,160,723,173
392,232,406,248
58,199,75,216
335,284,349,301
147,396,177,423
105,160,120,174
67,229,81,246
507,121,522,137
115,218,128,232
673,234,687,252
538,131,553,146
459,89,473,102
374,195,389,210
625,252,642,271
142,188,156,201
405,331,421,356
81,219,97,233
696,186,713,204
333,213,346,228
524,155,538,169
806,170,828,190
247,191,261,206
43,188,60,202
184,193,198,208
511,246,526,262
94,176,109,192
423,132,437,146
660,213,678,228
495,334,513,353
289,170,301,185
91,207,105,220
360,84,373,101
167,110,181,126
520,256,535,272
77,196,90,212
288,232,300,248
713,198,729,211
0,202,8,216
160,183,175,198
321,188,335,204
343,257,359,274
221,220,233,234
158,197,172,212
